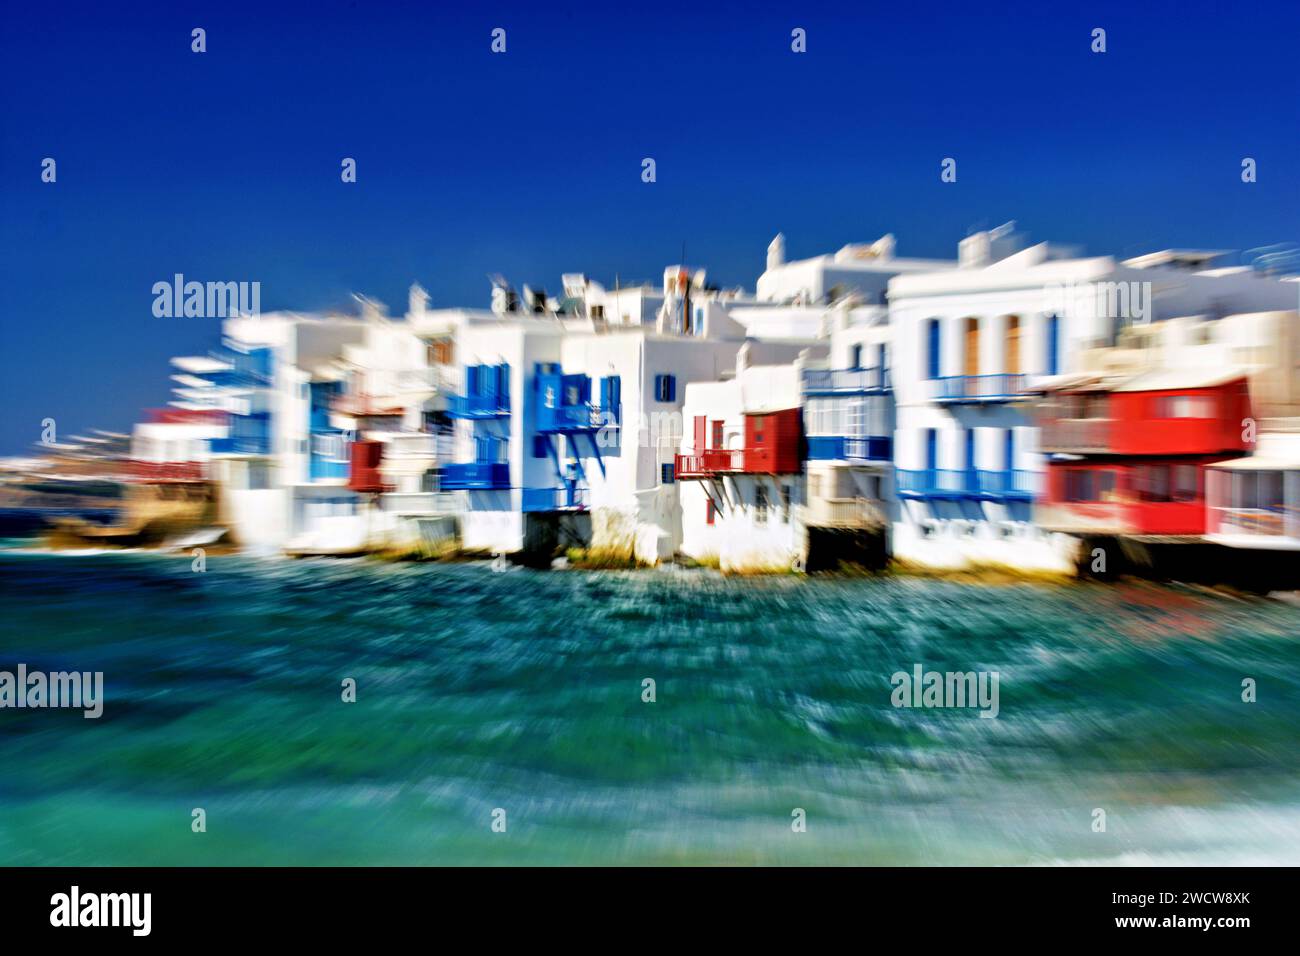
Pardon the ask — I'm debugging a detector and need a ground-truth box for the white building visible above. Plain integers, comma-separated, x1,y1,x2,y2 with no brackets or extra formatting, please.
676,345,818,572
887,223,1300,571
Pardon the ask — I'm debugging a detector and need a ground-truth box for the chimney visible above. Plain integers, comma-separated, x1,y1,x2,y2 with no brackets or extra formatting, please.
767,233,786,271
959,231,991,268
408,284,429,322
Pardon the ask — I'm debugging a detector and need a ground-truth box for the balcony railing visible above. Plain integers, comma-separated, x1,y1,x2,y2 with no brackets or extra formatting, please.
380,491,465,515
802,367,891,394
536,402,621,433
802,496,886,529
447,392,511,419
896,469,971,498
381,433,454,460
439,461,510,490
309,457,350,481
806,435,892,463
331,393,404,417
1210,507,1290,538
974,469,1040,499
930,374,1029,404
125,460,207,482
520,486,590,512
896,468,1040,500
396,367,456,393
673,449,747,478
1039,418,1113,453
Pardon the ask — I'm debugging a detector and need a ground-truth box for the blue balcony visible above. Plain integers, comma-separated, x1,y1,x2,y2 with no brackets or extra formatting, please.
802,367,890,394
447,392,511,419
521,485,589,512
309,457,350,481
536,402,620,433
930,374,1028,404
806,435,893,462
210,413,271,456
897,468,1039,500
534,366,621,433
448,363,511,419
896,469,974,499
201,346,274,389
974,469,1039,500
439,461,510,490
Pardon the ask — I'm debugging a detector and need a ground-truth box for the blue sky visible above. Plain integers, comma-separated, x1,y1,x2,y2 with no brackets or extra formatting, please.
2,0,1297,454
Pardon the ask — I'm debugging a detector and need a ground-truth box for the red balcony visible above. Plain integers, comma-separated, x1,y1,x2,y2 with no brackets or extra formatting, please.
144,408,229,425
674,449,746,478
348,440,390,493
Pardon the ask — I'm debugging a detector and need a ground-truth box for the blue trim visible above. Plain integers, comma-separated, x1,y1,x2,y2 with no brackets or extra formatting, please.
806,435,893,462
439,462,510,490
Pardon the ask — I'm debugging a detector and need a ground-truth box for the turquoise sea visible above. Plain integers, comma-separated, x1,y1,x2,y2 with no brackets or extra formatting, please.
1,547,1298,865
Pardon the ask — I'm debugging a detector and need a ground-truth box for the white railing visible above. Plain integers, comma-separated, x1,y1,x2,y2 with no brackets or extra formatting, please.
380,491,465,515
383,433,454,459
396,367,457,392
802,497,885,529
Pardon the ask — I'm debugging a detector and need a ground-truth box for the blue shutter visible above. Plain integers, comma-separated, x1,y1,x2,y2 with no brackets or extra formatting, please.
667,375,676,402
1046,315,1060,375
927,320,941,379
661,462,674,484
925,429,937,471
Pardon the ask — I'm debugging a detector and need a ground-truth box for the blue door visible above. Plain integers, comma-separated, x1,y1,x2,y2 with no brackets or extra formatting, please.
925,429,937,472
964,429,976,489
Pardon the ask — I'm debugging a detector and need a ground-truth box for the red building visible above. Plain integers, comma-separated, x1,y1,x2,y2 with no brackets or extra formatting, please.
675,407,803,478
1038,371,1251,537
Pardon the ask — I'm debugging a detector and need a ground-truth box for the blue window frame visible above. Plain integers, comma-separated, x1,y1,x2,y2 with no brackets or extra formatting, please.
661,462,674,484
1045,314,1060,375
926,319,941,379
600,375,622,423
924,429,937,471
654,374,676,402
